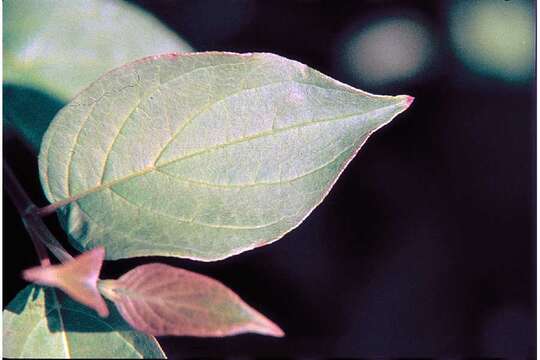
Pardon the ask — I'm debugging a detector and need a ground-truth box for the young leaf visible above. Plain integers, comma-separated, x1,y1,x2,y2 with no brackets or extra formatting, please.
39,52,413,261
22,247,109,317
3,0,192,100
99,263,284,337
3,285,166,358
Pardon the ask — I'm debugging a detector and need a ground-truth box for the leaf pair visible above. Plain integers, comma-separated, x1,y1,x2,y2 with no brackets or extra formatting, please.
5,247,284,357
16,248,283,338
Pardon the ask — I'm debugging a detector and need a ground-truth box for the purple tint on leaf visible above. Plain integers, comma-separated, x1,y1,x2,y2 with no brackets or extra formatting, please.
22,247,109,317
99,263,284,337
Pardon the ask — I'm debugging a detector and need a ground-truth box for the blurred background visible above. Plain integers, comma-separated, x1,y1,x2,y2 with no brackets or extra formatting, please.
4,0,536,357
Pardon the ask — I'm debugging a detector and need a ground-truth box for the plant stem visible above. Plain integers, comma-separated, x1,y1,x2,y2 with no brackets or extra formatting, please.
3,162,73,264
24,210,74,263
36,201,69,217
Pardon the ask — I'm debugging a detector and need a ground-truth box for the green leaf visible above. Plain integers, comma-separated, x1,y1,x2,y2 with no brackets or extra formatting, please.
39,52,413,261
99,263,283,337
3,285,166,359
3,0,192,101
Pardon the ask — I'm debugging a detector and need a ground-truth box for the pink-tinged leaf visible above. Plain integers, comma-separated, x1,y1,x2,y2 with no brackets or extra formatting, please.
22,247,109,317
99,263,284,337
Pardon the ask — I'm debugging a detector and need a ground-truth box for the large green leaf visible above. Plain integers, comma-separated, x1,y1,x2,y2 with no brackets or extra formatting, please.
39,52,412,261
3,0,191,101
3,285,165,358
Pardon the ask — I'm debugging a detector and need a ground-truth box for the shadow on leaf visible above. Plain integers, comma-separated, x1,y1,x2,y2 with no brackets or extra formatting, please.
3,84,65,151
4,285,132,333
44,288,133,333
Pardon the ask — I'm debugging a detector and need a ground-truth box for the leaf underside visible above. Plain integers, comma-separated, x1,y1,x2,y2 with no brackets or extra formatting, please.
3,0,191,100
100,263,283,337
39,52,412,261
3,285,165,359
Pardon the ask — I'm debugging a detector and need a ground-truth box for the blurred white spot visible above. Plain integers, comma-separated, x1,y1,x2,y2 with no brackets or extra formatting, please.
341,17,434,86
19,37,43,63
449,0,534,83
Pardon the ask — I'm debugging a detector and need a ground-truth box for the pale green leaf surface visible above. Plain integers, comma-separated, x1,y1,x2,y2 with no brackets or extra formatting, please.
39,52,412,261
3,285,166,359
3,0,191,100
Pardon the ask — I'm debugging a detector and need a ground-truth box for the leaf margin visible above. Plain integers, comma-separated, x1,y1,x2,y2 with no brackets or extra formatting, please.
38,51,414,261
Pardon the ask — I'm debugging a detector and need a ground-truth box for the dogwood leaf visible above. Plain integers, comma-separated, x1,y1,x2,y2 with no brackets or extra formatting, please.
3,285,165,358
3,0,191,100
99,263,283,337
39,52,413,261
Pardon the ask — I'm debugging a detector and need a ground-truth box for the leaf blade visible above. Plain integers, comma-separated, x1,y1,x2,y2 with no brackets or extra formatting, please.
39,52,412,261
99,263,284,337
3,285,166,359
3,0,192,100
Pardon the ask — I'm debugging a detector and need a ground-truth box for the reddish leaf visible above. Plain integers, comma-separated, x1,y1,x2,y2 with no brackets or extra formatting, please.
99,263,284,337
22,247,109,317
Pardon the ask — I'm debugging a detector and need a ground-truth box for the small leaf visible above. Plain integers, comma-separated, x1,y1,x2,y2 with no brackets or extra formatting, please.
3,0,192,100
22,247,108,317
3,285,166,358
99,263,284,337
39,52,413,261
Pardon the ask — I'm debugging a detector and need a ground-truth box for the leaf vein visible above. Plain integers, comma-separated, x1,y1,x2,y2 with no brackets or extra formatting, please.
64,60,251,195
51,106,379,207
109,187,285,230
151,78,292,165
155,141,355,188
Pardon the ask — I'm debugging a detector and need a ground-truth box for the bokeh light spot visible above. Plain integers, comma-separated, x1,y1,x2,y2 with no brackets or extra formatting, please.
341,17,434,87
449,0,534,83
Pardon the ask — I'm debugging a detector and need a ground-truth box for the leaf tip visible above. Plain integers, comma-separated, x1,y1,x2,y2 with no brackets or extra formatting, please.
249,311,285,337
95,300,110,318
90,246,106,262
22,265,55,285
263,322,285,337
405,95,415,107
398,95,415,109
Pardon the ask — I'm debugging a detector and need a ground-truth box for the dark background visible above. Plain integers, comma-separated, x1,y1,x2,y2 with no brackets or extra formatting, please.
4,0,536,357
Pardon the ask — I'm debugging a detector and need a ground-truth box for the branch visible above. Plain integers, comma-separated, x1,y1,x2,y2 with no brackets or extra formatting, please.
3,162,73,264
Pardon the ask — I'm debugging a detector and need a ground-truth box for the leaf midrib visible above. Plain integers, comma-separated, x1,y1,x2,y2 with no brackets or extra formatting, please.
49,102,400,209
51,290,72,358
117,286,227,315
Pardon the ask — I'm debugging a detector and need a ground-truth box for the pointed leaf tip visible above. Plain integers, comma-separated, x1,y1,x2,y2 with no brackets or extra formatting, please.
22,247,109,317
100,263,283,337
393,94,415,110
405,95,415,107
247,310,285,337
